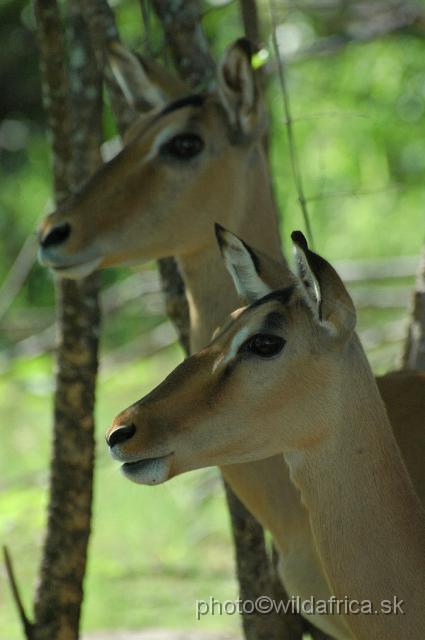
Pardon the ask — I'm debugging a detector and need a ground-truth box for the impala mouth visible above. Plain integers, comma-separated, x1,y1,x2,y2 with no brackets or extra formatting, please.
38,248,102,279
121,452,174,486
51,258,102,279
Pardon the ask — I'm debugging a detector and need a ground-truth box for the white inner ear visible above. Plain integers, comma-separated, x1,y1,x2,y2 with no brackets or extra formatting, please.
222,233,271,302
109,54,165,109
293,245,321,319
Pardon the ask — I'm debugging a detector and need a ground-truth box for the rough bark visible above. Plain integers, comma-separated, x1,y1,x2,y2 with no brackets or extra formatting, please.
149,0,215,89
32,1,102,638
402,247,425,371
77,0,137,131
225,489,306,640
157,259,190,354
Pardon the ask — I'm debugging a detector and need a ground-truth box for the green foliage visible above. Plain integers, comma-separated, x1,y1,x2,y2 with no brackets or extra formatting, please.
267,35,425,259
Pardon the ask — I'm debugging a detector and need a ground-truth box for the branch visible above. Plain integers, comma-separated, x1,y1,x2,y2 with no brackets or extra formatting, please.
0,234,37,321
3,271,162,361
268,0,314,249
3,546,34,640
268,0,425,65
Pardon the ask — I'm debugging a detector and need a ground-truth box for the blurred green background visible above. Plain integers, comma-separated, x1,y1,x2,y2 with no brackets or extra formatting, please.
1,0,425,638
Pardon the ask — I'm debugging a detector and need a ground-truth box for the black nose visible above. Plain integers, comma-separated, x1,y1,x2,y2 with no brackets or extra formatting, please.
41,222,71,248
107,423,136,448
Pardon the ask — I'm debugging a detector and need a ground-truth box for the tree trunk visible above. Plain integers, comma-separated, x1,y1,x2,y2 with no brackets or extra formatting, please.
32,1,102,638
149,0,215,89
77,0,138,131
402,247,425,371
225,488,307,640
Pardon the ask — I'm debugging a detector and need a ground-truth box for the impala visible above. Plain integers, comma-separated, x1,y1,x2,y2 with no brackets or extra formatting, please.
38,40,425,637
107,228,425,640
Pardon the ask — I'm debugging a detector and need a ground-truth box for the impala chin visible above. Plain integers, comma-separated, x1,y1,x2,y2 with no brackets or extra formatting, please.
38,246,102,279
121,452,174,486
50,257,103,279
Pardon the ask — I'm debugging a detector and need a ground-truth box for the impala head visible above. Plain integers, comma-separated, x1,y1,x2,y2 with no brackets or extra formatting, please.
106,227,357,485
38,38,267,277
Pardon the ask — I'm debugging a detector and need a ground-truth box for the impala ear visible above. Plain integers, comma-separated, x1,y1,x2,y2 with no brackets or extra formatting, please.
217,38,260,136
107,41,188,110
215,224,273,302
291,231,356,337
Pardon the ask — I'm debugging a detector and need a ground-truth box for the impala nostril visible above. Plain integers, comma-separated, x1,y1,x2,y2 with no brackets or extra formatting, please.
41,222,71,249
107,423,136,448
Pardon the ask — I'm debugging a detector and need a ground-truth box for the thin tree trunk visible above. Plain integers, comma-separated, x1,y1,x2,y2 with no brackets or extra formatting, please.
225,488,307,640
402,247,425,370
239,0,261,49
31,1,102,638
149,0,215,89
78,0,137,131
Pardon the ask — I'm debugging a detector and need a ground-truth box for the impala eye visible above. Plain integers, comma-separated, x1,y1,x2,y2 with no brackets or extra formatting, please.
241,333,286,358
160,133,204,160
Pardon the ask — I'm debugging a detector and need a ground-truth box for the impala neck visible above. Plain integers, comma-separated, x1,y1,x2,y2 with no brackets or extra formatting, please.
178,143,282,352
175,142,305,546
176,142,308,547
285,338,425,640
